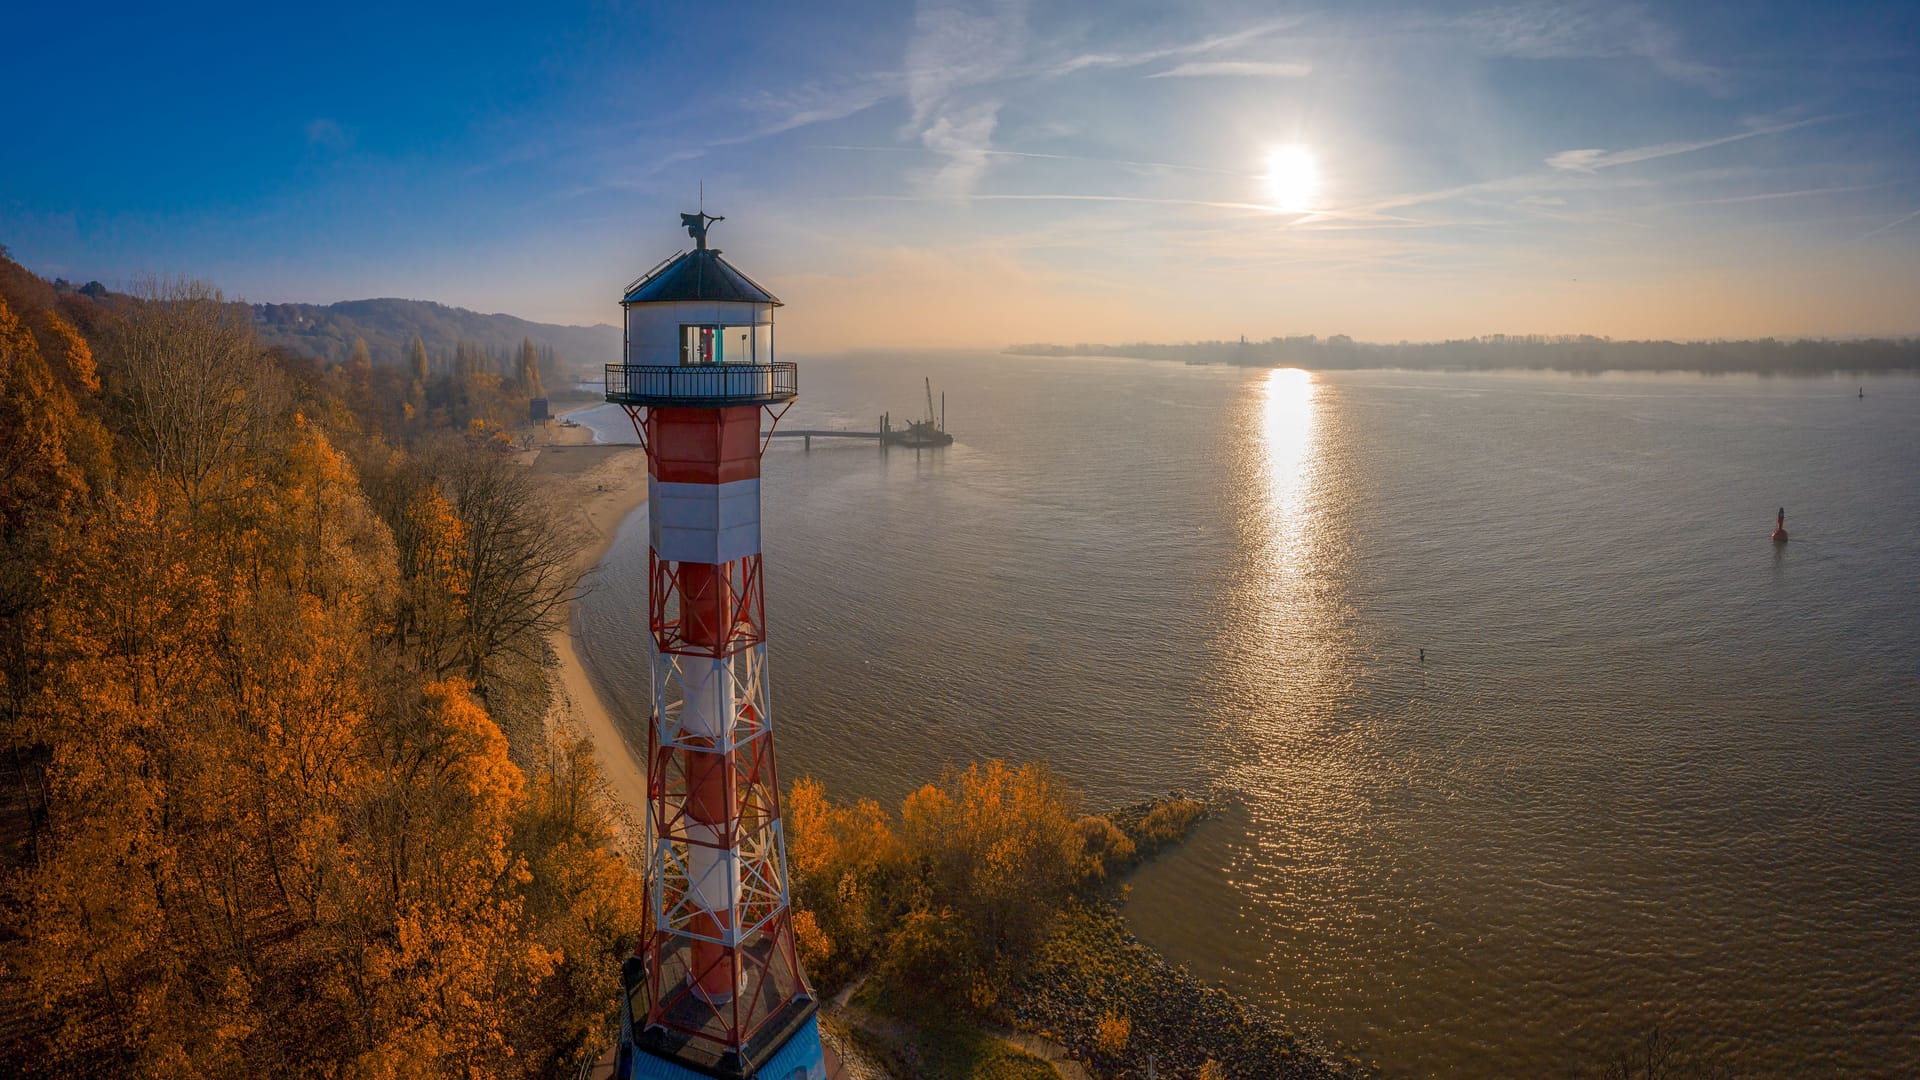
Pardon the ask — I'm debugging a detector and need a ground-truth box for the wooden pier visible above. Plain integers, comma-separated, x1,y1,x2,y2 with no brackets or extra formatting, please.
764,406,952,450
764,428,882,450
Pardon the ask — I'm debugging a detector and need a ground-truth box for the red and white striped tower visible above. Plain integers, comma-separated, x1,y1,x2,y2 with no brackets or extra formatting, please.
610,213,826,1080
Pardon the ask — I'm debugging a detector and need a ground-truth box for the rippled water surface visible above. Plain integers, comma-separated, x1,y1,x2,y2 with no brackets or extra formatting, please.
573,355,1920,1076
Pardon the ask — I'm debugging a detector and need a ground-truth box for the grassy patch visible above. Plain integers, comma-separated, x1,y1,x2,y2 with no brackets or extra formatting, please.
912,1022,1060,1080
1104,795,1210,870
849,980,1062,1080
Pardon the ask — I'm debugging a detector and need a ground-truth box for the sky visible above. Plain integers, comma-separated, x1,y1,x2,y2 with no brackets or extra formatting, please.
3,0,1918,349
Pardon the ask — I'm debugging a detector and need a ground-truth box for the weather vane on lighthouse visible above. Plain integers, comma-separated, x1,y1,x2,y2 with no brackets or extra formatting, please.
604,213,828,1079
679,209,724,250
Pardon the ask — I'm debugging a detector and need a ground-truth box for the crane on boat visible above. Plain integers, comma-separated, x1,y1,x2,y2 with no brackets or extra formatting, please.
879,377,954,448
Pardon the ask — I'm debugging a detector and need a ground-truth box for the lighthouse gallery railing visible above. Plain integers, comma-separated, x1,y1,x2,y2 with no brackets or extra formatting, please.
604,362,798,407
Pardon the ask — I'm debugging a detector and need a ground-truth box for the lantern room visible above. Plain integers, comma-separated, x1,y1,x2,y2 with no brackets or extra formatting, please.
609,212,796,407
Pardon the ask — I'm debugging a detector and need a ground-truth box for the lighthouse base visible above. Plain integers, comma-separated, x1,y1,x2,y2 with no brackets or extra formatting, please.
614,956,828,1080
616,1013,831,1080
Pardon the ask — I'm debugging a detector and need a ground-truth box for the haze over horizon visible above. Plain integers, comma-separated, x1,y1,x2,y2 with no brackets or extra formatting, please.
4,1,1917,350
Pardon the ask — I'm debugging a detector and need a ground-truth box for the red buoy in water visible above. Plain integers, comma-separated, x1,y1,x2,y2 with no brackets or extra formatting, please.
1771,507,1789,543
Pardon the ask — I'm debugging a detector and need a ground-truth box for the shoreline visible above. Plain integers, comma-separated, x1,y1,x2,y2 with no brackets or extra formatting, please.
524,417,653,849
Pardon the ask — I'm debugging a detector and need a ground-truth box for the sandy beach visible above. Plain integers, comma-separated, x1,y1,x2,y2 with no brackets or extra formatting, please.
524,415,653,846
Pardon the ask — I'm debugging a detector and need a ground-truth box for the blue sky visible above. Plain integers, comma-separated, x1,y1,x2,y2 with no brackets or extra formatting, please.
3,1,1917,347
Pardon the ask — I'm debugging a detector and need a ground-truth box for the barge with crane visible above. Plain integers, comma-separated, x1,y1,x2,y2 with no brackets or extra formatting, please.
882,378,954,448
761,377,956,449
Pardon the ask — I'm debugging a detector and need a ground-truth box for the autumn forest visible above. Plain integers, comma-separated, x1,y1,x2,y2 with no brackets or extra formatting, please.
0,248,657,1075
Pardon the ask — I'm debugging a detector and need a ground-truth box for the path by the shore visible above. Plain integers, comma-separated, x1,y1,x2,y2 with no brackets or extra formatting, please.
523,418,653,845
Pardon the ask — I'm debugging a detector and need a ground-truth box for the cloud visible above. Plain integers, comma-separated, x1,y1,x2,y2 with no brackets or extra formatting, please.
1858,207,1920,239
1452,1,1725,91
741,72,906,141
906,0,1028,127
1148,60,1311,78
1546,117,1825,172
588,10,1311,201
820,143,1250,178
892,8,1315,197
585,73,903,189
1545,149,1607,172
1332,167,1660,222
1046,17,1304,78
898,0,1031,197
858,191,1283,213
305,118,353,151
916,102,1005,198
1050,52,1123,76
1654,184,1882,209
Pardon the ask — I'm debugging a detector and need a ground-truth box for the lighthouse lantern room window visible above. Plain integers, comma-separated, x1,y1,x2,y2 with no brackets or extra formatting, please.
679,322,772,366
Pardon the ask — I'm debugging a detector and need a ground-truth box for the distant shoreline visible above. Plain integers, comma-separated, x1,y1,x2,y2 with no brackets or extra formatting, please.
1004,337,1920,376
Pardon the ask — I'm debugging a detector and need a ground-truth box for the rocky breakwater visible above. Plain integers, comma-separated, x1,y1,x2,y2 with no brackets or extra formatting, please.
1004,798,1371,1080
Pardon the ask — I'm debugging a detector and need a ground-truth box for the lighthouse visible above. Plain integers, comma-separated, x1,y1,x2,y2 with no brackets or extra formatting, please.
608,212,827,1080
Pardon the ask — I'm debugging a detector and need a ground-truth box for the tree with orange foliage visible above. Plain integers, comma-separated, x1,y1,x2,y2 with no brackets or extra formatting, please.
1,295,110,764
0,294,110,629
507,734,648,1071
104,278,269,513
405,335,431,428
1074,814,1137,882
897,760,1087,1002
346,337,375,427
516,336,545,399
326,678,555,1076
790,908,832,985
784,777,901,990
395,482,472,675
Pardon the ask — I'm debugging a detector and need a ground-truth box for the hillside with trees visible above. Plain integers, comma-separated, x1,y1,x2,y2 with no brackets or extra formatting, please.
47,279,618,385
1,253,643,1077
248,297,618,379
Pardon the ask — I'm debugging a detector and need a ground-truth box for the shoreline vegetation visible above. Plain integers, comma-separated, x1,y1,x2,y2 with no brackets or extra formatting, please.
1005,335,1920,375
795,789,1368,1080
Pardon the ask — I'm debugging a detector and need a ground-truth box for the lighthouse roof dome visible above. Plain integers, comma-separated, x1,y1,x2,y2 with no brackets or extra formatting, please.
621,248,782,306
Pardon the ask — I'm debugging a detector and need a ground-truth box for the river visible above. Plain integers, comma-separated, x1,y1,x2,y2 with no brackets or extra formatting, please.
570,354,1920,1076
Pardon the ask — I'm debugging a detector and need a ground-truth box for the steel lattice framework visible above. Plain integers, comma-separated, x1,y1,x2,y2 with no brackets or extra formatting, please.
620,402,813,1072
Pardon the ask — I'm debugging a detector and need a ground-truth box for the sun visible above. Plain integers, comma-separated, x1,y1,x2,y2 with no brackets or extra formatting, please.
1264,145,1319,213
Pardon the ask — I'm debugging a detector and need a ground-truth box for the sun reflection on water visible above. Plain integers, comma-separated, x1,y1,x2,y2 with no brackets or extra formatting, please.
1259,367,1319,560
1174,364,1387,1029
1239,364,1351,713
